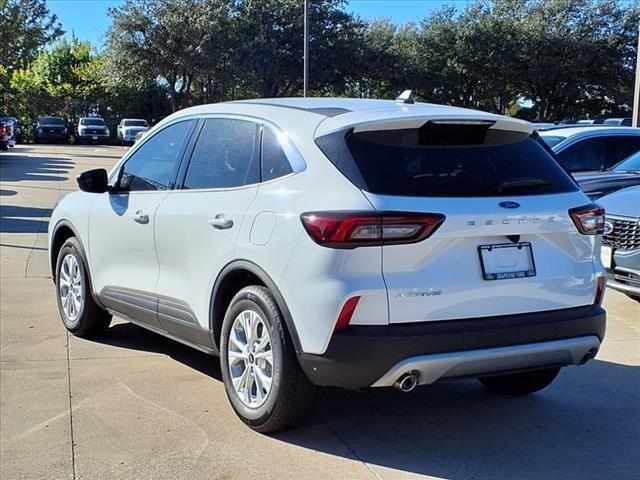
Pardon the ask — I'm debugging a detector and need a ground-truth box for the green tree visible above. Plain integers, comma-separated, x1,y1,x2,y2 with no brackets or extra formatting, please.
0,0,63,98
106,0,233,111
10,38,107,119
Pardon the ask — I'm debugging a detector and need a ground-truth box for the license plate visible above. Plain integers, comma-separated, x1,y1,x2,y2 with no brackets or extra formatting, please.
92,136,98,140
600,245,612,269
478,242,536,280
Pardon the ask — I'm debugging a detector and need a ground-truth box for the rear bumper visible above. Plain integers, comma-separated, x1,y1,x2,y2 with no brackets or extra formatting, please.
298,305,606,388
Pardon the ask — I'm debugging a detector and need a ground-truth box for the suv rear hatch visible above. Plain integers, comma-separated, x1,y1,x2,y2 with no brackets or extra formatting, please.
316,112,599,323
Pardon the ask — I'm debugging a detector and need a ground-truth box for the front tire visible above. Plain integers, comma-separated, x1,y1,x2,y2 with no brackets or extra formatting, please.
478,367,560,396
55,237,111,338
220,286,314,433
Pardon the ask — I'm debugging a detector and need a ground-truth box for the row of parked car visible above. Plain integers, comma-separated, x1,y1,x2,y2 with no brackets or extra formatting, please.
34,116,151,145
0,115,151,147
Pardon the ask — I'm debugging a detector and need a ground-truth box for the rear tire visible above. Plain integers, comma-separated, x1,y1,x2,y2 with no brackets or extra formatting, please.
220,286,314,433
55,237,111,338
478,367,560,396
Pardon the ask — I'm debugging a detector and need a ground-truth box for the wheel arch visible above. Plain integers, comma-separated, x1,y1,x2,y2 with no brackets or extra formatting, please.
209,260,302,353
50,220,106,309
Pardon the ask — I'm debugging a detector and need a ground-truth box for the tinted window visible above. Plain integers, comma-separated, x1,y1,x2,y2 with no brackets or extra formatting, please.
81,118,106,126
183,118,259,189
40,117,65,125
118,120,195,191
556,137,608,172
316,125,577,197
607,136,640,165
262,126,293,181
124,120,148,127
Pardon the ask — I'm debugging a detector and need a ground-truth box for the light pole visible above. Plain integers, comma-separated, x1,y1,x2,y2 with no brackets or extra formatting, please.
633,25,640,127
303,0,309,97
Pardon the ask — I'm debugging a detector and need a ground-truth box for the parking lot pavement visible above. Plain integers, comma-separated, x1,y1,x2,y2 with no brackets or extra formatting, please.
1,144,639,480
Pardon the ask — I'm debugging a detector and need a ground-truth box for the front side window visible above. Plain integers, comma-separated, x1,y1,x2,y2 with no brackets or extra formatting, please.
183,118,259,189
261,126,293,181
117,120,195,191
607,136,640,166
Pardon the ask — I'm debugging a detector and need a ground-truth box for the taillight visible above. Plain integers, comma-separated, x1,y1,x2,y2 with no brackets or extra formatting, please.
569,204,605,235
594,276,606,305
300,211,445,248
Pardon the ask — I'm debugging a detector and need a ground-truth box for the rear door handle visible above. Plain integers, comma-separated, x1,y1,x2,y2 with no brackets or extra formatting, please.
208,214,233,230
132,210,149,224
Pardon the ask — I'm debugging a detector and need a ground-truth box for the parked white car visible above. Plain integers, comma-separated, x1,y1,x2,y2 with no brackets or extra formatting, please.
77,117,110,144
117,118,150,145
49,98,607,432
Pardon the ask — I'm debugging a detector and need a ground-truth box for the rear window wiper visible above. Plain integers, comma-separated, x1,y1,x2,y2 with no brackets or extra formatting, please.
497,177,552,193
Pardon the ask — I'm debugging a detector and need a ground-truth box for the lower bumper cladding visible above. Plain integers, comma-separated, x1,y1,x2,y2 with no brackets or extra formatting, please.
298,305,606,389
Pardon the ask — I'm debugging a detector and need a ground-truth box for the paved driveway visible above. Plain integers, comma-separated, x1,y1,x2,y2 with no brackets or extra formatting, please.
1,144,639,480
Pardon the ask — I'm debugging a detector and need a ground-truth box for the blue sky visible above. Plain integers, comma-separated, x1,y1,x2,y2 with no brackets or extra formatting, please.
46,0,474,47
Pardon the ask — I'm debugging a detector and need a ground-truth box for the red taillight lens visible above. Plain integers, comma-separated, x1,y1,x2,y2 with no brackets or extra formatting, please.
594,276,606,305
569,204,605,235
334,296,361,332
300,211,445,248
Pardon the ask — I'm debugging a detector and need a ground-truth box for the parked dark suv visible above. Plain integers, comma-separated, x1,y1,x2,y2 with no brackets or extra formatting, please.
35,117,69,144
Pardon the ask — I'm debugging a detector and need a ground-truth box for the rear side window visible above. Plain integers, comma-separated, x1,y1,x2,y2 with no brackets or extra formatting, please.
261,126,293,181
556,137,608,171
316,122,577,197
184,118,260,189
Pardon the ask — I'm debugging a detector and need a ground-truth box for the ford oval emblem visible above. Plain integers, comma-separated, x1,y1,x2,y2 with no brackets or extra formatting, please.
499,201,520,209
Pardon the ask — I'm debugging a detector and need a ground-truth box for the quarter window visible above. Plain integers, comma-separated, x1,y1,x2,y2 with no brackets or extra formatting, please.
183,118,260,189
261,126,294,181
117,120,195,191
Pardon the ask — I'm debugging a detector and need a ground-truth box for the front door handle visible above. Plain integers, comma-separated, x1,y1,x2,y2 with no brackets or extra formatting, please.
132,210,149,224
208,214,233,230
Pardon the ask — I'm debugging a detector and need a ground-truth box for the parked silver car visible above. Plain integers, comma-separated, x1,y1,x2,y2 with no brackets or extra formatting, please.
599,185,640,301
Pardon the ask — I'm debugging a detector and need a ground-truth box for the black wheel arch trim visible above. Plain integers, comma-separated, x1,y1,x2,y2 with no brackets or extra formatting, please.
50,219,107,310
209,260,302,353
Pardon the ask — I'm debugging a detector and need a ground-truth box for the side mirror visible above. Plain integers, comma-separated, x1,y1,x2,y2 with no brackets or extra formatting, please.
77,168,109,193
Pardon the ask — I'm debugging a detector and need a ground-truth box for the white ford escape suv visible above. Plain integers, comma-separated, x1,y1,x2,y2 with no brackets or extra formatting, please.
49,98,607,432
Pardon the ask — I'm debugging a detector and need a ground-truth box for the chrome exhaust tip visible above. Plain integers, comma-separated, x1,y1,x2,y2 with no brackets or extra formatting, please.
394,372,419,392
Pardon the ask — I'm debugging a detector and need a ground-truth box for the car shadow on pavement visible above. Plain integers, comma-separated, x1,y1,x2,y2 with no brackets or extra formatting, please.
280,359,640,480
0,205,52,233
92,322,639,479
98,322,222,379
0,153,73,183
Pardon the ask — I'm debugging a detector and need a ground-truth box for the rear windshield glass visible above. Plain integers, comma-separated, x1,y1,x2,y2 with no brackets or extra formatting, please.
40,117,65,125
124,120,148,127
80,118,106,126
316,123,577,197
